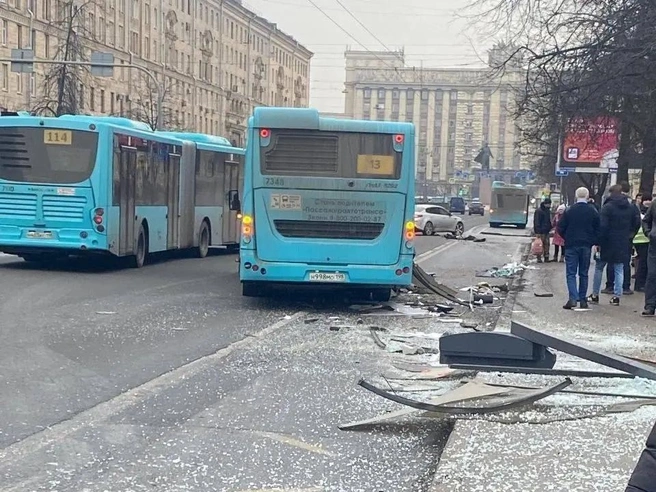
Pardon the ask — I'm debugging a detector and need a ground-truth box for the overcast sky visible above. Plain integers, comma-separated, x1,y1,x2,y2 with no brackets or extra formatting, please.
243,0,492,113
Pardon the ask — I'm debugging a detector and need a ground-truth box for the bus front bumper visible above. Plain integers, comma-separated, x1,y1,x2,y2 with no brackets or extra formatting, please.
0,226,107,254
239,251,414,287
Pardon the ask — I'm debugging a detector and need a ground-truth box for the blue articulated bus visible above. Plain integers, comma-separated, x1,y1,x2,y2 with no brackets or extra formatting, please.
239,107,416,300
488,182,530,228
0,113,244,266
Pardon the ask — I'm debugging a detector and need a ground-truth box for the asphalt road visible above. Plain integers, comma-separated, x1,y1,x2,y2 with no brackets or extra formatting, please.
0,212,497,491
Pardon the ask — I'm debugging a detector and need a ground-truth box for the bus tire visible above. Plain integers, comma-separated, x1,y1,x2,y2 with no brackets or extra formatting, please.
371,288,391,302
242,281,263,297
132,224,147,268
490,223,500,228
196,220,210,258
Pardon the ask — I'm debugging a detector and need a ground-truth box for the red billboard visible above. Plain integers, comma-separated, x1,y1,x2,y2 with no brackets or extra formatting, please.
561,116,619,170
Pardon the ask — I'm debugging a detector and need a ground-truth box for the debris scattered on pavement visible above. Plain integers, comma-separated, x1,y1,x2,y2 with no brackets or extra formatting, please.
304,317,320,324
534,292,554,298
444,233,486,242
96,311,116,315
476,262,535,278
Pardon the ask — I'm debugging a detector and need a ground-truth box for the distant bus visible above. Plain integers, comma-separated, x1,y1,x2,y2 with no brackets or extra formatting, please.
239,107,416,300
0,114,244,266
489,182,530,228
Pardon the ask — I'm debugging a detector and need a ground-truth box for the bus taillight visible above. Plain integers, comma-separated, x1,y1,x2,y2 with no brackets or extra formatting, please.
93,208,104,225
394,134,404,144
260,129,270,138
242,215,254,243
404,220,415,240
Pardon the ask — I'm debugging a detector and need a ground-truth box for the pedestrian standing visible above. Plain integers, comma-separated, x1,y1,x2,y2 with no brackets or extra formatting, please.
641,196,656,316
604,182,639,295
558,187,600,310
634,194,652,293
589,184,641,306
552,204,566,262
533,197,552,263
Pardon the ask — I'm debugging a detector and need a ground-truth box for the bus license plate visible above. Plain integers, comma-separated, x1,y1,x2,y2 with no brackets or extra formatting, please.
26,230,53,239
308,272,346,282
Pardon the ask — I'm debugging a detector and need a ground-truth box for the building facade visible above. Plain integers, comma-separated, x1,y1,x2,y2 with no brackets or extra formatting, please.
0,0,312,146
343,47,530,191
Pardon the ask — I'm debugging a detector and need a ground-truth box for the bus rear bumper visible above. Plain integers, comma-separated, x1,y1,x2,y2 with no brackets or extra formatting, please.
239,251,414,287
0,226,107,255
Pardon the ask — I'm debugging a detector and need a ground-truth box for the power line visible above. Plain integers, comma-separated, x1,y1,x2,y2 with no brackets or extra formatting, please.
331,0,399,58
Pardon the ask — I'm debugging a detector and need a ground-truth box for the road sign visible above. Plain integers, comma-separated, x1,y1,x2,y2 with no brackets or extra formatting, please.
90,51,114,77
10,49,34,73
555,170,569,177
448,177,457,184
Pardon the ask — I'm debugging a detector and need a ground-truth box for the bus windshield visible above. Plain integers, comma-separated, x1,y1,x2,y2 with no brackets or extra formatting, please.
261,129,401,179
0,127,98,184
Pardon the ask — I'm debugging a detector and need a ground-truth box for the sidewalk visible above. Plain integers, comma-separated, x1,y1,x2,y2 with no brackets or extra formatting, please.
431,256,656,492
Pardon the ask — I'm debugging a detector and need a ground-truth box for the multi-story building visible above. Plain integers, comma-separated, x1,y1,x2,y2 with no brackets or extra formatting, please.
0,0,312,146
343,46,530,190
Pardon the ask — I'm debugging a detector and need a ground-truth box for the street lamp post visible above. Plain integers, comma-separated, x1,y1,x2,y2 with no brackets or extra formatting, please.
2,50,164,129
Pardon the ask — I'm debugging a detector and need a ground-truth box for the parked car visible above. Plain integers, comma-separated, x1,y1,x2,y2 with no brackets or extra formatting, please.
448,196,466,214
414,204,466,236
468,200,485,216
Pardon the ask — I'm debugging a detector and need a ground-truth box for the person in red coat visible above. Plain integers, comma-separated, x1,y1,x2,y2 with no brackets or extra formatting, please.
552,204,567,262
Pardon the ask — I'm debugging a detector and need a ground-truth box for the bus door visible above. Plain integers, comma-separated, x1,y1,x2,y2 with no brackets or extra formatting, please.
118,149,137,255
223,159,240,243
166,154,181,249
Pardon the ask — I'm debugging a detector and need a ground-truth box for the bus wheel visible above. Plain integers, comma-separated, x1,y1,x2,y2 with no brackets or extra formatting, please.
242,282,263,297
132,225,147,268
517,224,526,229
371,288,391,302
423,222,434,236
490,223,500,228
197,221,210,258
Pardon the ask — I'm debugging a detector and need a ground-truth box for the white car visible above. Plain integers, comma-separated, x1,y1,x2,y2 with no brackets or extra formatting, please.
414,204,465,236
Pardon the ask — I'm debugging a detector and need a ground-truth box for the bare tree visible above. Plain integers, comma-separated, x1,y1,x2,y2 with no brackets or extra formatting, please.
32,0,103,116
121,75,183,131
469,0,656,192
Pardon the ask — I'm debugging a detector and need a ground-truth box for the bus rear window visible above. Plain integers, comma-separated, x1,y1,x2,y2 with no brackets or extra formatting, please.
0,127,98,184
261,129,402,179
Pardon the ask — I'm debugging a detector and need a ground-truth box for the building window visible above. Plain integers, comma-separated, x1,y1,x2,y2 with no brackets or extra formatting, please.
100,89,105,112
1,64,8,91
17,24,22,48
29,73,35,94
90,87,95,111
363,88,371,98
16,74,22,94
1,20,6,46
377,89,385,99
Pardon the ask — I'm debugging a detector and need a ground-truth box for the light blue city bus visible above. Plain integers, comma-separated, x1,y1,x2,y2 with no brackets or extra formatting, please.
0,113,244,266
488,181,530,228
239,107,416,300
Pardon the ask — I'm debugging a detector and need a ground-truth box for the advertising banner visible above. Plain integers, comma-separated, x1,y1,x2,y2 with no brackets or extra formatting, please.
558,116,619,173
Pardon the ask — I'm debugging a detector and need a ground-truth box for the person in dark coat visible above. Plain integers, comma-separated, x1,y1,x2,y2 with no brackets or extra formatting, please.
625,421,656,491
533,198,552,262
588,184,641,306
557,187,600,309
641,197,656,316
604,182,640,295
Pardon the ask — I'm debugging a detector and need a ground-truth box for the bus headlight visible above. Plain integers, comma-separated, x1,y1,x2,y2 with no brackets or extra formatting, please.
404,221,415,240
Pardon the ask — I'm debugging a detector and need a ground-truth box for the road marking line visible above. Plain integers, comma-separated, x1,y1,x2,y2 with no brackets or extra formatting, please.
252,430,336,457
415,224,489,265
233,488,324,492
0,311,306,470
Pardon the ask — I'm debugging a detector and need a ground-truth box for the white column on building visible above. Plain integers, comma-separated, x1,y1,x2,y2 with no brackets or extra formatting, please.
425,90,436,181
439,90,451,181
398,89,407,121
